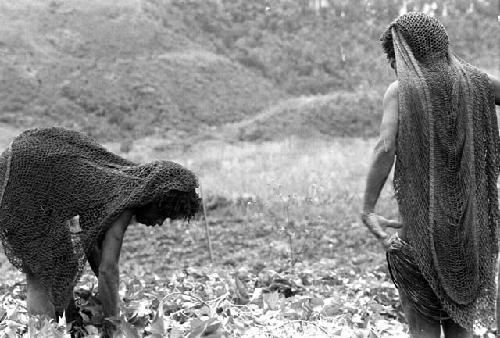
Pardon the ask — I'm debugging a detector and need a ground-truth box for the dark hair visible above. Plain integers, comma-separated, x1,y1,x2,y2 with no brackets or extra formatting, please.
380,27,395,60
158,189,201,220
380,13,449,62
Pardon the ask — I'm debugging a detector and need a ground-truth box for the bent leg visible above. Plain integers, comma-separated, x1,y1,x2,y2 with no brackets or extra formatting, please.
441,319,471,338
26,273,55,319
399,289,441,338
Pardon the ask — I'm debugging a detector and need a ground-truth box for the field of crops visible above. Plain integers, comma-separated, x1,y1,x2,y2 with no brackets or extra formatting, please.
0,137,418,337
0,0,498,336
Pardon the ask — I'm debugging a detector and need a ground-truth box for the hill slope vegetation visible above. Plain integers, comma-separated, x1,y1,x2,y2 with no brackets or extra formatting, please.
0,0,497,143
0,0,285,141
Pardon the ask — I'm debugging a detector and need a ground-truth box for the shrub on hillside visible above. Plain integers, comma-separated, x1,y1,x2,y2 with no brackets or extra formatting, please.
237,91,382,142
160,0,498,96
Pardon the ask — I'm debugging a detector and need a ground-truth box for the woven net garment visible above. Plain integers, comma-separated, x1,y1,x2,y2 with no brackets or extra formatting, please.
0,127,200,311
382,12,500,330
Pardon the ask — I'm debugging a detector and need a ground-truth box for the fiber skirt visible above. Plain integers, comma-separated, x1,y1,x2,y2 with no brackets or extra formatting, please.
386,234,450,322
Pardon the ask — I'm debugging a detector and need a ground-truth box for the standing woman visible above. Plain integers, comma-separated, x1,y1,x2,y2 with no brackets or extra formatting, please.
362,12,500,338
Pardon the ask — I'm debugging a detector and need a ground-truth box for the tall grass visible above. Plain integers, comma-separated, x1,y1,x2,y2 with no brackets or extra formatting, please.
124,136,399,224
0,137,400,281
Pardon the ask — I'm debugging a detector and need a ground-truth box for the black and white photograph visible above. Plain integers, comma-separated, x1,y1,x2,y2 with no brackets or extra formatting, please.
0,0,499,337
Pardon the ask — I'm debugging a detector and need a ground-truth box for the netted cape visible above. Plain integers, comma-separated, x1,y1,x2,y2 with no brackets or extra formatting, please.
0,127,199,310
386,13,499,329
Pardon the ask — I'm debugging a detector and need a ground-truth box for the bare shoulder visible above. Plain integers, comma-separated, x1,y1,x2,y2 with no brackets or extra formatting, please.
383,80,398,103
379,80,399,143
487,73,500,86
115,209,134,224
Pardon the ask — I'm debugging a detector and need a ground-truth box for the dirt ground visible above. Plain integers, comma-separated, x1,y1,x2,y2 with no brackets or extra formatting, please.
0,137,413,337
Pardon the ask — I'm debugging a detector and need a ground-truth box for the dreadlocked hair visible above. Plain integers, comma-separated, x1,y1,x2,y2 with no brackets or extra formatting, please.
158,189,201,220
380,28,395,60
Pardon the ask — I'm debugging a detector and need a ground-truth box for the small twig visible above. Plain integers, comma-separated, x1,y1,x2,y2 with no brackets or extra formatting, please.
186,292,211,309
199,182,214,263
288,231,294,267
208,292,230,307
284,202,294,269
272,319,329,335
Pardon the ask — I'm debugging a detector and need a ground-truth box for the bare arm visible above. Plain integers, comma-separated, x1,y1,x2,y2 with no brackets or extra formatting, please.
361,81,400,244
98,210,132,328
488,74,500,106
363,81,399,213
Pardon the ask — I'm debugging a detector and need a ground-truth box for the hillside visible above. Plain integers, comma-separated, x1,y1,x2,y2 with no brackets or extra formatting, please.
0,0,285,142
0,0,498,145
224,91,382,142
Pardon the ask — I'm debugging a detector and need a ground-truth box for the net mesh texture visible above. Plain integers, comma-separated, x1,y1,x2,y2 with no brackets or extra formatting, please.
382,12,500,330
0,127,200,311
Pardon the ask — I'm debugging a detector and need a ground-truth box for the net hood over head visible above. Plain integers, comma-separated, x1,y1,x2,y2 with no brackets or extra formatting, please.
0,127,200,310
381,12,499,329
381,11,449,61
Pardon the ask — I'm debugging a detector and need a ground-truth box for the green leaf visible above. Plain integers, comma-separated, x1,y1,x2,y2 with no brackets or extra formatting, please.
263,292,280,311
149,300,166,337
203,318,221,335
186,319,206,338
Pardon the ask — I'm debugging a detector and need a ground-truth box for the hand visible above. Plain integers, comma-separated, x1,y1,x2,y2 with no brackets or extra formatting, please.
373,214,403,229
361,212,402,249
